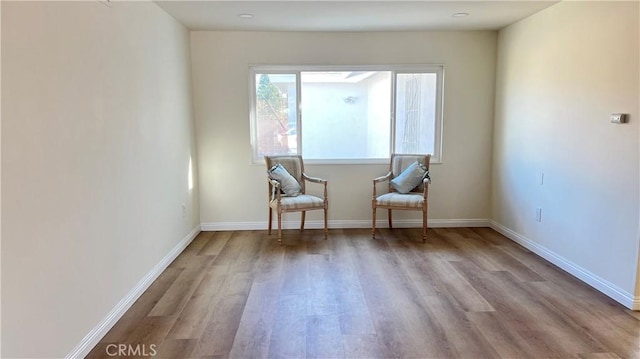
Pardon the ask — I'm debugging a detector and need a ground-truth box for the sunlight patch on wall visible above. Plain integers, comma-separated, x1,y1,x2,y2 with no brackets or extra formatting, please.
188,156,194,191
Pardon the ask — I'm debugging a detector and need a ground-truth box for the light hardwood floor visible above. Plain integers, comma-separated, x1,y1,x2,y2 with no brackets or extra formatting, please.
87,228,640,358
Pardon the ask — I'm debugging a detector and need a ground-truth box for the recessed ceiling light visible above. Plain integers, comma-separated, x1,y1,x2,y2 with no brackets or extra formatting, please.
238,13,254,19
452,12,469,17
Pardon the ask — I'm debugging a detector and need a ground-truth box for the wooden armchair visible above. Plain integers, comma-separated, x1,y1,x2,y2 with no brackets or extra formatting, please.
265,155,328,242
372,154,431,242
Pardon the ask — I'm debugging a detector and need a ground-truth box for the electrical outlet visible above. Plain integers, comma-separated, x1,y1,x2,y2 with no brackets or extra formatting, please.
536,208,542,222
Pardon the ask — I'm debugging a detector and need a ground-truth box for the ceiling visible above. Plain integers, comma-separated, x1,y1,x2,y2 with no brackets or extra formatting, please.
154,1,560,32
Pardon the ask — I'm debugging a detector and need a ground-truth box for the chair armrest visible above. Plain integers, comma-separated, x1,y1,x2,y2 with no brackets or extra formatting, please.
372,172,392,199
373,172,392,184
303,173,327,184
303,173,328,201
422,178,430,198
268,178,281,188
268,178,281,202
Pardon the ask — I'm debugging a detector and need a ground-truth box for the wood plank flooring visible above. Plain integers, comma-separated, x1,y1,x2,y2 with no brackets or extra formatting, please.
86,228,640,358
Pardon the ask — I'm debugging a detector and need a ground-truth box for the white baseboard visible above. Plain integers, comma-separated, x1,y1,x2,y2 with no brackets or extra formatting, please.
200,218,489,231
489,220,639,310
429,219,490,228
66,225,201,359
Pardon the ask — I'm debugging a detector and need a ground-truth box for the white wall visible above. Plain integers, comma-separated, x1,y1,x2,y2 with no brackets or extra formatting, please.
1,1,199,357
493,1,640,304
191,31,497,228
0,2,3,355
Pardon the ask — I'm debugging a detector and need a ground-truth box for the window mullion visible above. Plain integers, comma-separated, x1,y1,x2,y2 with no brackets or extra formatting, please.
390,70,397,156
296,71,302,156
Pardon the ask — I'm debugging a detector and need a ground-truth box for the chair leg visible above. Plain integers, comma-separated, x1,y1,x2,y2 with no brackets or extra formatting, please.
277,211,282,242
268,208,273,235
388,209,393,229
323,207,328,239
422,209,427,243
372,207,376,239
300,211,306,231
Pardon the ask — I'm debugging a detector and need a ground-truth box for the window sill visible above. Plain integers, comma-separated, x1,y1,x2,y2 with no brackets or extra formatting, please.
254,157,442,166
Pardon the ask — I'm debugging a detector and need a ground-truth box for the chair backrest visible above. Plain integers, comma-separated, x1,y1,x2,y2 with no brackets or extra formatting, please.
389,153,432,193
265,155,306,194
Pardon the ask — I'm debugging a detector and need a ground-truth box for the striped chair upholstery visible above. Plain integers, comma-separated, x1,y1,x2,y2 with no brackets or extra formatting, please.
375,192,424,208
270,195,325,210
372,153,431,242
265,155,328,242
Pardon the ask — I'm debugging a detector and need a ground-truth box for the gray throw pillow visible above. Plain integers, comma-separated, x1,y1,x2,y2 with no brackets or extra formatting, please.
268,163,302,197
390,161,430,194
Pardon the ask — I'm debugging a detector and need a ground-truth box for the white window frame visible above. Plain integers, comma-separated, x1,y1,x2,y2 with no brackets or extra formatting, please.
250,65,444,164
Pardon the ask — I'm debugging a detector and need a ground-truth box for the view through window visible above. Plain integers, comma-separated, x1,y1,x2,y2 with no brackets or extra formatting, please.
251,66,443,163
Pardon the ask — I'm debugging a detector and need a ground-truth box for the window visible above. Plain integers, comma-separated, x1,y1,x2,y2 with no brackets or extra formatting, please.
250,66,443,163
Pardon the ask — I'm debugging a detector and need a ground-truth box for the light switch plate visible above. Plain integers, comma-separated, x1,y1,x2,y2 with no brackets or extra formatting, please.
611,113,627,124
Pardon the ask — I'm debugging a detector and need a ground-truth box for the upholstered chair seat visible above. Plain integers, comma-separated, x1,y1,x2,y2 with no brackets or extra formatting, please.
374,192,425,208
269,194,325,211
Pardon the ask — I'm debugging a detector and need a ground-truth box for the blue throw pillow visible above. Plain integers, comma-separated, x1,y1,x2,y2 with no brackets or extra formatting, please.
390,161,430,194
268,163,302,197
